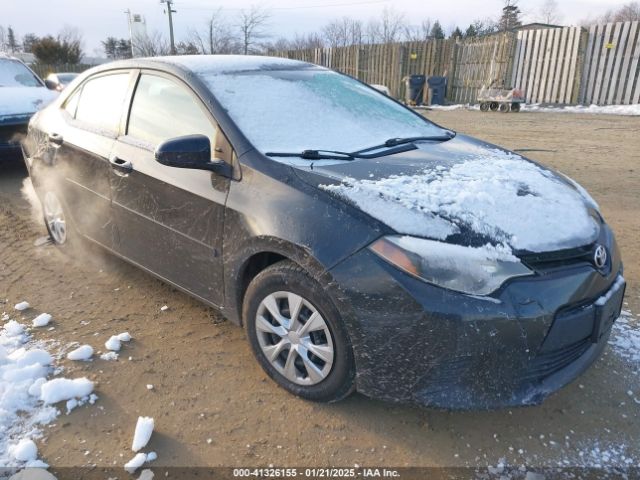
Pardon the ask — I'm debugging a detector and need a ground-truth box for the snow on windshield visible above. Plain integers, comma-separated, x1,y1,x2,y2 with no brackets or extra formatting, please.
322,149,600,253
201,69,443,153
0,60,41,88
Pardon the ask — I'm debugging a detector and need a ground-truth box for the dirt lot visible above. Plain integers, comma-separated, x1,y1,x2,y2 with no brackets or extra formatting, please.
1,109,639,478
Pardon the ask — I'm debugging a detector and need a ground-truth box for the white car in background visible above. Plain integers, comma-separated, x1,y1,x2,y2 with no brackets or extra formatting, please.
0,54,57,160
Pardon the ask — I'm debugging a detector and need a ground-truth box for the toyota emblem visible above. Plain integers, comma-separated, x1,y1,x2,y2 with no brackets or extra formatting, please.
593,245,607,269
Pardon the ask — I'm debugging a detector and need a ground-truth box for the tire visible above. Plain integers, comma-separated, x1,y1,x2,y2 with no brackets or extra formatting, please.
489,102,499,111
243,260,356,402
42,190,70,245
499,103,510,113
480,102,490,112
511,102,521,113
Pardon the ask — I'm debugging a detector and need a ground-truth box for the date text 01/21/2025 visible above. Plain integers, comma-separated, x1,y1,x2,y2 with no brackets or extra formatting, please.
232,468,401,478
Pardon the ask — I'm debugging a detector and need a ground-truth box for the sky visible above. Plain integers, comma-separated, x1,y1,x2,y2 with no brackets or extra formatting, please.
2,0,629,57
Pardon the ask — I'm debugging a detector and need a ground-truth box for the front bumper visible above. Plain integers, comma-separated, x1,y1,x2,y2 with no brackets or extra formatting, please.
0,117,29,160
328,227,624,409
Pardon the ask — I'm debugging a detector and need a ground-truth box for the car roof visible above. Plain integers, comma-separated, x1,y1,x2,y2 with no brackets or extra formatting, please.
89,55,322,77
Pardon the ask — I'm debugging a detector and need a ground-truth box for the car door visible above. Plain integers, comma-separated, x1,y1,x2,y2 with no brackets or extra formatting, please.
109,71,231,306
53,70,133,248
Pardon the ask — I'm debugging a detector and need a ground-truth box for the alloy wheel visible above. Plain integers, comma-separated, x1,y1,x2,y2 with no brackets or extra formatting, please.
43,192,67,244
255,291,334,386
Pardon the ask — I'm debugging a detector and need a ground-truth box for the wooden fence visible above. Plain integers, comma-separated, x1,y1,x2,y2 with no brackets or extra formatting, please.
274,20,640,106
511,27,583,104
579,21,640,105
273,35,508,104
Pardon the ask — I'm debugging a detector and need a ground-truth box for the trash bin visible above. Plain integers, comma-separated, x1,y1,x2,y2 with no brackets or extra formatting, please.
427,76,447,105
405,75,426,106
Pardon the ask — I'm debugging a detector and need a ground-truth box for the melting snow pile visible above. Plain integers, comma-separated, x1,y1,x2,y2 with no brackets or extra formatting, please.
425,103,640,116
525,103,640,116
0,311,95,469
322,149,599,252
125,416,156,473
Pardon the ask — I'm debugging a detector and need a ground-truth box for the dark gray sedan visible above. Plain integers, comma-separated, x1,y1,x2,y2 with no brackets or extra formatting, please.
23,56,624,409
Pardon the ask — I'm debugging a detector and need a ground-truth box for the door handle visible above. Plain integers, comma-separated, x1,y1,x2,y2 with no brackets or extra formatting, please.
48,133,64,146
109,156,133,176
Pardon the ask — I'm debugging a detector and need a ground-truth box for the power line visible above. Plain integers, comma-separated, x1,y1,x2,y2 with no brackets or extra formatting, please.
177,0,389,12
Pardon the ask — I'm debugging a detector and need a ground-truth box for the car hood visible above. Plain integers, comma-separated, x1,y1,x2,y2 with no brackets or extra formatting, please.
0,86,57,121
292,134,601,253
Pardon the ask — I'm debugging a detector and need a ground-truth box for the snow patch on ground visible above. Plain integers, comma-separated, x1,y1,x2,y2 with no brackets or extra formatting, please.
66,345,93,361
132,417,154,452
105,336,121,352
525,103,640,116
321,149,598,252
424,103,640,116
100,351,118,361
32,314,51,328
610,310,640,365
1,310,98,469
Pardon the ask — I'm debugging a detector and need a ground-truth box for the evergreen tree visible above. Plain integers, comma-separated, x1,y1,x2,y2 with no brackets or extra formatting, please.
499,0,522,31
102,37,118,59
7,26,18,53
465,24,478,37
22,33,38,53
450,27,463,39
430,21,445,40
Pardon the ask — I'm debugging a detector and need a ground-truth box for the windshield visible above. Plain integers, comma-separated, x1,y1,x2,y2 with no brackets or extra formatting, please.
200,67,445,153
0,59,42,88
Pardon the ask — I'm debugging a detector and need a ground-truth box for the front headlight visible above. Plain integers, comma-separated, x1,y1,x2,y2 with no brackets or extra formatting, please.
369,236,533,296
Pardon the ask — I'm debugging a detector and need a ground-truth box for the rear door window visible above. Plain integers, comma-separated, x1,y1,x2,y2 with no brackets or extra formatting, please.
127,74,217,149
74,73,130,135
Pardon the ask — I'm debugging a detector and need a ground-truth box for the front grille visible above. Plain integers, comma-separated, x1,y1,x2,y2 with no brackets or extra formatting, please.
522,338,591,382
520,243,595,271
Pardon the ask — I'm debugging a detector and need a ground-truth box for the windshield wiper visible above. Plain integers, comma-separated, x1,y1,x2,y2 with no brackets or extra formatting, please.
355,131,456,154
265,132,456,161
265,149,357,161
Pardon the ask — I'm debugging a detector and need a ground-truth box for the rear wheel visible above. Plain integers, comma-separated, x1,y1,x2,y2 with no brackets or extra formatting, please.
42,191,68,245
489,102,499,111
499,103,510,113
244,260,355,402
480,102,490,112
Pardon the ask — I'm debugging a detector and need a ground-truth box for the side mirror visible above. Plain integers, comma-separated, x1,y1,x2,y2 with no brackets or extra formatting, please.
155,134,232,177
44,79,59,91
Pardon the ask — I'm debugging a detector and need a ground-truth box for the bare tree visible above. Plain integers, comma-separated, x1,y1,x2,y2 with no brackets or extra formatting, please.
289,32,324,50
403,19,433,42
190,9,240,54
322,17,363,48
581,1,640,25
134,31,170,57
237,5,271,55
539,0,563,24
366,7,405,44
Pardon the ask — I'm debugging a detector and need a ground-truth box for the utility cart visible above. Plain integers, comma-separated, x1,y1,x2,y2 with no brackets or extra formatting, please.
478,85,525,113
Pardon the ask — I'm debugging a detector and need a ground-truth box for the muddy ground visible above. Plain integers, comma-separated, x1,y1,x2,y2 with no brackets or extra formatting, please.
0,109,639,477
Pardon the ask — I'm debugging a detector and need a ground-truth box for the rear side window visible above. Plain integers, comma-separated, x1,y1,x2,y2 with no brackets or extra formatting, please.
75,73,130,134
127,74,216,148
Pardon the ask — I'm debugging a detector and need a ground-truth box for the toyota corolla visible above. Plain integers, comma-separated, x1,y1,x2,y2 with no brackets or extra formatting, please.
22,56,625,409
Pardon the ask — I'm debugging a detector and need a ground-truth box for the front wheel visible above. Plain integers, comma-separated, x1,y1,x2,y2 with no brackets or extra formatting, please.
243,260,355,402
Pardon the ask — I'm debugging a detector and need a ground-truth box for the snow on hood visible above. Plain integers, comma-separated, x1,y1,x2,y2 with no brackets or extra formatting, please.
0,86,57,118
321,148,600,253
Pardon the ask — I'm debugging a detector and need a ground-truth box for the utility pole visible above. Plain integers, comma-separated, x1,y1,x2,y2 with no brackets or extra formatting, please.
161,0,177,55
124,9,135,57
